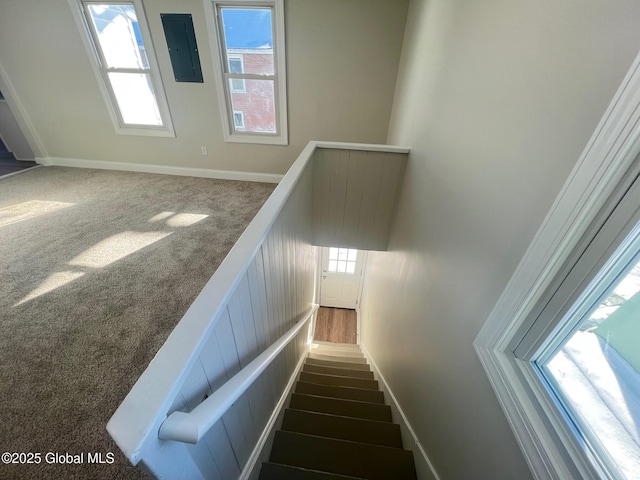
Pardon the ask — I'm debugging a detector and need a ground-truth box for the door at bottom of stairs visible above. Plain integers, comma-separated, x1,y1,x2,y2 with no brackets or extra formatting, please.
320,247,364,309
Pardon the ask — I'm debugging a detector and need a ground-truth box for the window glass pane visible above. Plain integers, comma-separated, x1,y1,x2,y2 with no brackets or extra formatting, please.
231,79,245,90
329,248,338,260
108,72,161,125
540,257,640,478
230,78,246,93
228,57,245,92
233,112,244,129
220,8,274,75
346,261,356,274
88,4,149,69
338,249,348,261
337,261,347,273
347,249,358,262
228,79,276,133
228,58,243,73
328,260,337,273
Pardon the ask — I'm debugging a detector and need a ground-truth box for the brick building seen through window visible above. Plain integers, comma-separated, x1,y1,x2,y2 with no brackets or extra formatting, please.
228,48,276,133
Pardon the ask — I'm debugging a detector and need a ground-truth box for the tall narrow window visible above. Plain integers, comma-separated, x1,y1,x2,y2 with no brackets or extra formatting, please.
71,0,174,136
533,228,640,479
512,167,640,479
205,0,287,145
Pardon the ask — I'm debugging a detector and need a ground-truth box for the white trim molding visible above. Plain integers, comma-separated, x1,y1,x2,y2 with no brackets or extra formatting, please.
474,49,640,479
360,342,440,480
315,141,410,154
37,156,283,183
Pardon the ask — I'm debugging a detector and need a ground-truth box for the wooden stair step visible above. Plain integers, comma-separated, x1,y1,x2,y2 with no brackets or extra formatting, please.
270,431,416,480
282,408,402,448
306,357,371,371
299,371,378,390
259,462,365,479
303,363,374,380
311,341,363,352
290,393,392,422
310,348,365,358
295,381,384,404
308,352,368,364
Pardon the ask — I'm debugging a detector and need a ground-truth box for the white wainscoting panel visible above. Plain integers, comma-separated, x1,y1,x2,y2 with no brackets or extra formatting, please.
312,148,408,250
169,164,317,478
108,156,316,479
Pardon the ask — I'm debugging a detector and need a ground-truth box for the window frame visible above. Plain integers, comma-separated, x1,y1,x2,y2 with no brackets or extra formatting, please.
517,164,640,479
227,55,246,93
69,0,175,137
327,247,359,275
233,110,245,129
474,50,640,480
204,0,288,145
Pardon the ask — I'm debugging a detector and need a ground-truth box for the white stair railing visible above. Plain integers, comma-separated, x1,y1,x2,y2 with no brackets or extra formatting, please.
158,304,318,444
107,141,409,479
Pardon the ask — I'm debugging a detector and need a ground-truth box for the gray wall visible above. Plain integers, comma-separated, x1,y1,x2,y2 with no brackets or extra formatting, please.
360,0,640,478
0,0,408,175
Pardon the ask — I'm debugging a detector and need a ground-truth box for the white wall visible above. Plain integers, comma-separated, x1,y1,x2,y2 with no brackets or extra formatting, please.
0,0,408,175
360,1,640,479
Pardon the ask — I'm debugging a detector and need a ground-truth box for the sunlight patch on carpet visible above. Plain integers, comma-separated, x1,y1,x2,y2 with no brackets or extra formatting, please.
165,213,208,227
0,200,74,228
68,231,173,268
148,211,175,223
148,211,209,227
15,271,85,306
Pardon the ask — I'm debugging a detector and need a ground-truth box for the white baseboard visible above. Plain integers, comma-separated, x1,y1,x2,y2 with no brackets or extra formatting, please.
361,342,440,480
240,345,309,480
35,157,283,184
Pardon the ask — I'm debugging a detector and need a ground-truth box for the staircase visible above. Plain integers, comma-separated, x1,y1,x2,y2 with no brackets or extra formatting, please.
0,137,36,177
258,342,417,479
0,137,15,161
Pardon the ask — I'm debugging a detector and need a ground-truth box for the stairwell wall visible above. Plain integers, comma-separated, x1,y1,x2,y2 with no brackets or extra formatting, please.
359,1,640,479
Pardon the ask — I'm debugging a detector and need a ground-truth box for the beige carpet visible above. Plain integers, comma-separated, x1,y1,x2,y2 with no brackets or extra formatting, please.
0,167,275,479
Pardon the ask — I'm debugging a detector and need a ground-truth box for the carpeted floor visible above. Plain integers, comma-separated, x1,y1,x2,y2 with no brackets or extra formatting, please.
0,167,275,479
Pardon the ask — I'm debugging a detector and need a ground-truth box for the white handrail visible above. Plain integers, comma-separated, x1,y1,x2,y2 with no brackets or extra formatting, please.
158,304,318,444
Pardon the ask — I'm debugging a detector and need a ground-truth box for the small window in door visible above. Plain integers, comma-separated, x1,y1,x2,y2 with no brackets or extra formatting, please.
328,248,358,274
